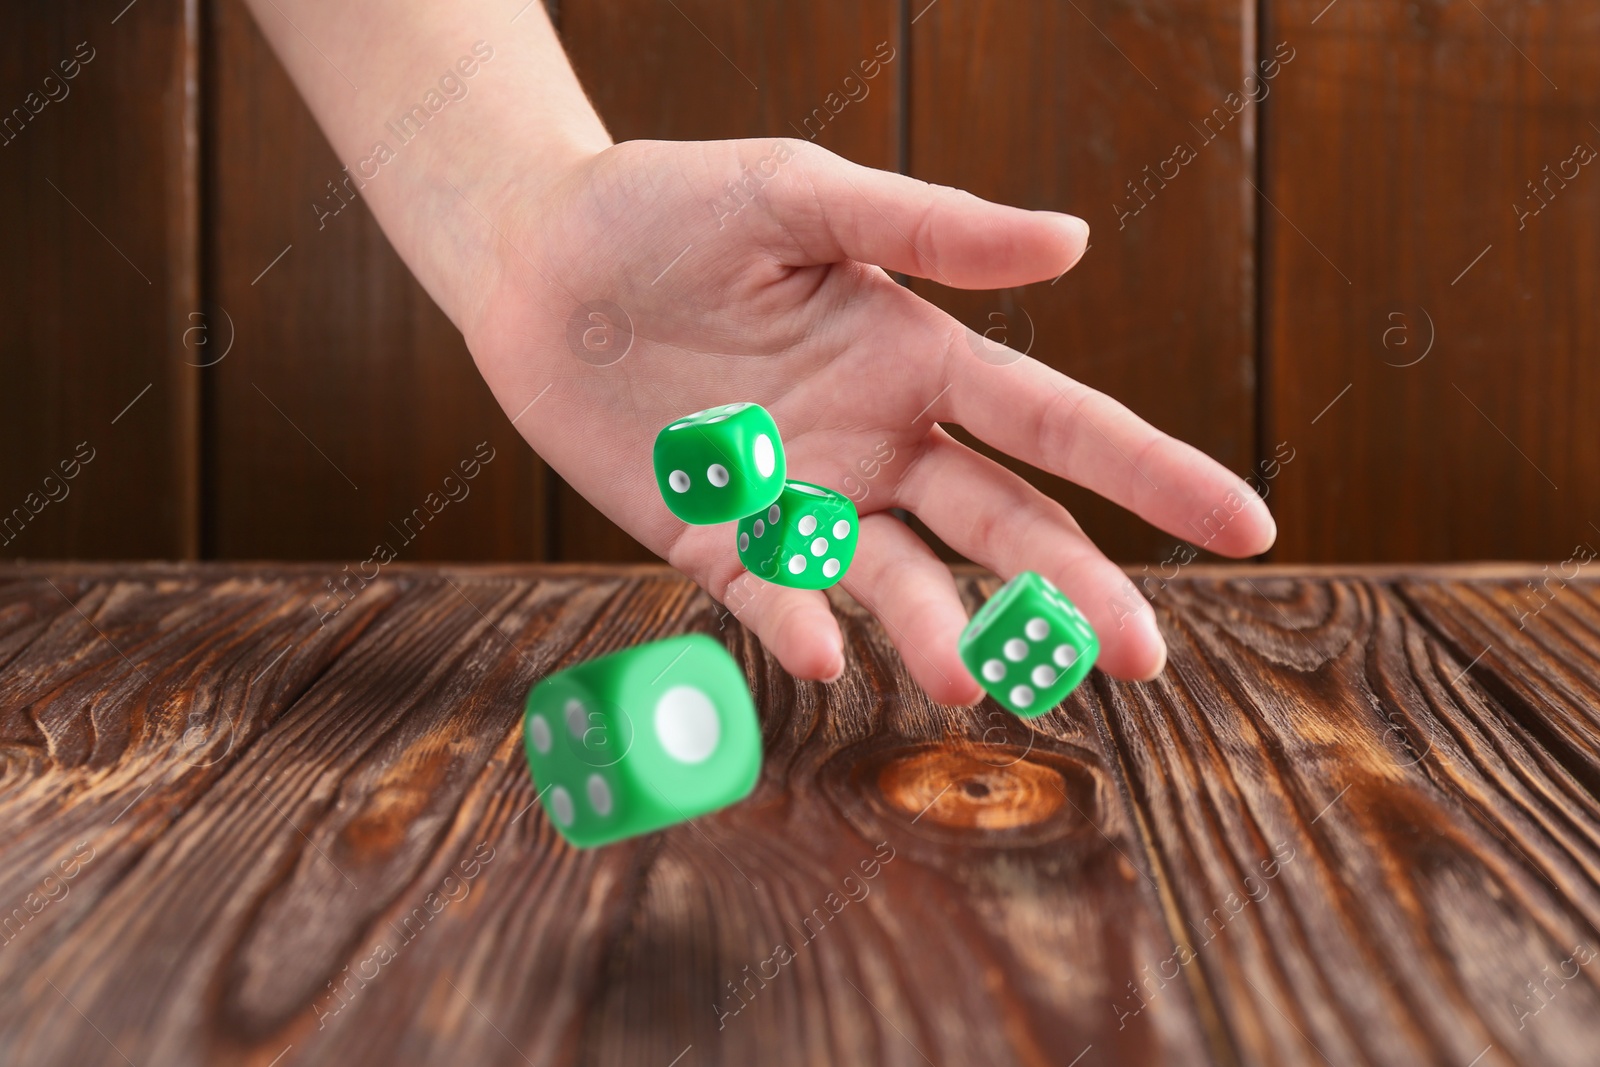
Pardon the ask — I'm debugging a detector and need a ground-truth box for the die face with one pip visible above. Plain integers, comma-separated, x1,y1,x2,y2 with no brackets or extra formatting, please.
735,480,859,590
522,634,762,848
653,403,786,525
958,571,1099,717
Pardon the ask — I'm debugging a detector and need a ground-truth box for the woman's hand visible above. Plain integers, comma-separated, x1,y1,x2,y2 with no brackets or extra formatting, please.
459,137,1277,703
244,0,1273,703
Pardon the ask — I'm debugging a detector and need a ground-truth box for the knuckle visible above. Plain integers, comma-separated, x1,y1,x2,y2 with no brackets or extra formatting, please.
776,135,814,161
1033,383,1086,466
907,196,942,277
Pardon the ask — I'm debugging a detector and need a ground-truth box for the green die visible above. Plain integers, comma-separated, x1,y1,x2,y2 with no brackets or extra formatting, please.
522,634,762,848
735,480,859,589
958,571,1099,717
653,402,786,525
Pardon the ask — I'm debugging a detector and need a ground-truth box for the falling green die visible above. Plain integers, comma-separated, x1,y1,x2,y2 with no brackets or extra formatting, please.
736,480,859,589
958,571,1099,717
522,634,762,848
653,403,786,525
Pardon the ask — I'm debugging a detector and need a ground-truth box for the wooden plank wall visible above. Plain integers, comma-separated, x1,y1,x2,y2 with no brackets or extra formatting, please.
3,0,1598,564
0,0,199,559
204,1,547,562
1262,0,1600,561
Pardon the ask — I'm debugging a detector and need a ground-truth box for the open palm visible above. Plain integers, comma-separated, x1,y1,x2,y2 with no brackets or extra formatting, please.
461,138,1275,704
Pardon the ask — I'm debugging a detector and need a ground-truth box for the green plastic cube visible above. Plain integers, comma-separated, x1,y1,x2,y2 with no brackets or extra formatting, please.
735,480,859,589
653,403,786,525
522,634,762,848
958,571,1099,717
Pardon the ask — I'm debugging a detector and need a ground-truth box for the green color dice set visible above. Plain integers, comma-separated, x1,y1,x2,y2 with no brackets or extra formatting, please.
652,402,857,591
522,634,761,849
519,410,1103,851
958,571,1100,716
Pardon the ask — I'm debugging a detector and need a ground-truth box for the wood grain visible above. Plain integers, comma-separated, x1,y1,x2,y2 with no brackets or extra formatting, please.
1261,0,1600,561
0,0,200,559
906,0,1259,563
1108,575,1600,1065
203,0,547,562
4,563,1600,1065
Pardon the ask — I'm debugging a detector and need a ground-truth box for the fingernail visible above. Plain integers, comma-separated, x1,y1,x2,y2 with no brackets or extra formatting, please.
1060,215,1091,270
1248,491,1278,553
1258,513,1278,554
822,644,846,683
1037,210,1089,241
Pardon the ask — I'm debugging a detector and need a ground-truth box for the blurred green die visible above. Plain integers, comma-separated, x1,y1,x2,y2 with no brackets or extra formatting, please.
958,571,1099,717
522,634,762,848
735,480,859,589
653,403,786,525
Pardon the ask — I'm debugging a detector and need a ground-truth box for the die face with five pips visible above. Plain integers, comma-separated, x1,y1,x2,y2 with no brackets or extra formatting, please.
652,403,786,525
958,571,1100,717
735,480,859,589
522,634,762,848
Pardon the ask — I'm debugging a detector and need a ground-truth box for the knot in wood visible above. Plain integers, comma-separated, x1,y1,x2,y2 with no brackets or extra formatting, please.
878,747,1068,831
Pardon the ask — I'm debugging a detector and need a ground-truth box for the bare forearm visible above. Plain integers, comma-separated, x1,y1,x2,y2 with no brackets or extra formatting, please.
243,0,610,327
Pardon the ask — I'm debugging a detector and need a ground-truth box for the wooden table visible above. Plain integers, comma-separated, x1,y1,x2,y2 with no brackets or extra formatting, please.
3,563,1599,1067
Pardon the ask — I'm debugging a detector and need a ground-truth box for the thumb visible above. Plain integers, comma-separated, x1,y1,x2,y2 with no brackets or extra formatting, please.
773,141,1089,288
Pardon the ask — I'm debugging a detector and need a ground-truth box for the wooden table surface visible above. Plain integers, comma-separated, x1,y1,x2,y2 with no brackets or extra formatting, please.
3,563,1600,1067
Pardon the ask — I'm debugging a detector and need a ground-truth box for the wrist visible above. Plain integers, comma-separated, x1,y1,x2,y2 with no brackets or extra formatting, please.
432,124,607,337
296,10,611,335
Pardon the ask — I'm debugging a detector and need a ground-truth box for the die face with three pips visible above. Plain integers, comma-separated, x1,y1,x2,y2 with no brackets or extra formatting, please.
736,480,859,590
522,634,762,849
652,403,786,525
958,571,1100,717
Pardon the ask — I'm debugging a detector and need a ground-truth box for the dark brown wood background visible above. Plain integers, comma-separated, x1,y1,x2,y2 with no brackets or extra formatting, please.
2,0,1594,564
